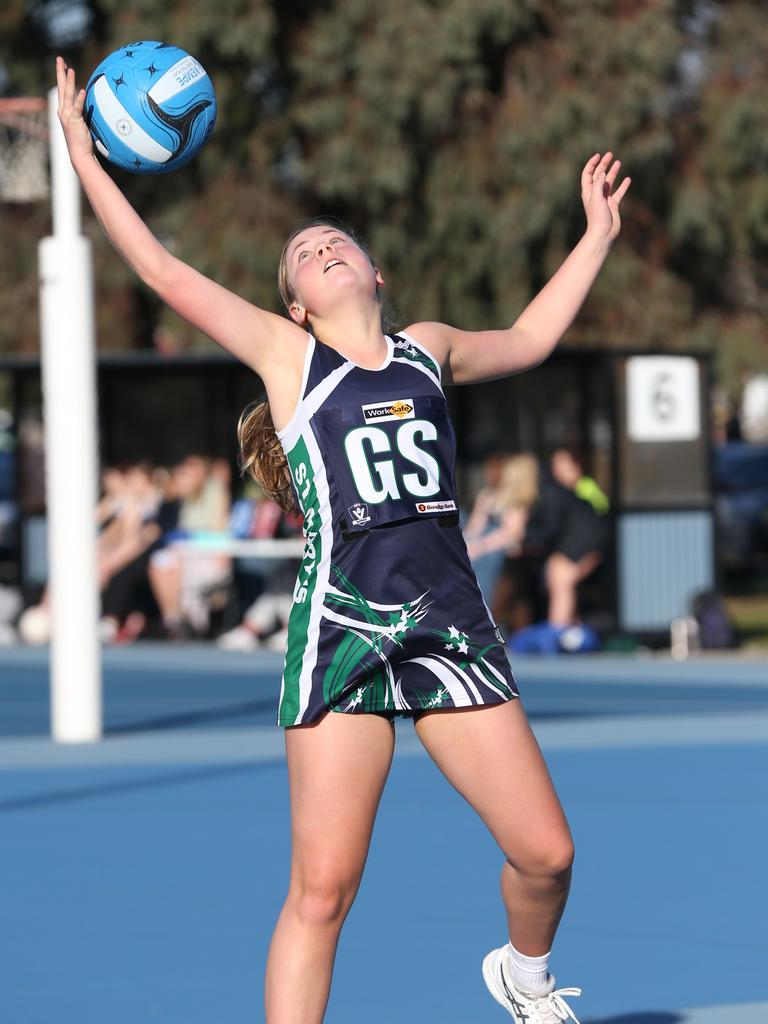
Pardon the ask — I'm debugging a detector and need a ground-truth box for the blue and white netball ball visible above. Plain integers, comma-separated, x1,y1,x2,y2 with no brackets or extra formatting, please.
84,41,216,174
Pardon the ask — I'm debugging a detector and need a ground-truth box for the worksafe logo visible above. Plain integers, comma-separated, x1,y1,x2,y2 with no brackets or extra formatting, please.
361,399,415,424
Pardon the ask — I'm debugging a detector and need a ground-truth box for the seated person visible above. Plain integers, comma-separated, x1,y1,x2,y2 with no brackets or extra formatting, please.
148,454,231,638
474,453,610,629
550,446,609,515
463,451,510,605
98,462,171,643
218,492,303,652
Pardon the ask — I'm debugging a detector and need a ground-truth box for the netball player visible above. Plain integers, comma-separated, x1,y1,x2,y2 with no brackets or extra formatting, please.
56,56,630,1024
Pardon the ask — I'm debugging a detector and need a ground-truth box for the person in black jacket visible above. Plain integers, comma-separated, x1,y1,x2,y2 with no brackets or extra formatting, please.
471,453,610,626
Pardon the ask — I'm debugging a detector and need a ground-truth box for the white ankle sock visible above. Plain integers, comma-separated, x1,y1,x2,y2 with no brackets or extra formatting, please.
506,941,551,995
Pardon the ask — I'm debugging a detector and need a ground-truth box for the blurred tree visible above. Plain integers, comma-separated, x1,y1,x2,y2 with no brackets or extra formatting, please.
668,0,768,392
0,0,765,395
0,0,296,352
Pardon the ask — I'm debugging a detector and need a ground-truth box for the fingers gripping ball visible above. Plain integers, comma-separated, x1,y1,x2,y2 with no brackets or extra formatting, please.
84,41,216,174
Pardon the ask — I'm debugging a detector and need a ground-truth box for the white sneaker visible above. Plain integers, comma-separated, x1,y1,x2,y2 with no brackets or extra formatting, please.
216,625,260,652
97,617,119,645
263,626,289,652
482,946,582,1023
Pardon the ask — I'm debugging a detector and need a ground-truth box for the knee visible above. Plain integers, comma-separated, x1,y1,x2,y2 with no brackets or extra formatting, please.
546,554,576,588
288,867,360,928
545,836,575,878
510,835,575,881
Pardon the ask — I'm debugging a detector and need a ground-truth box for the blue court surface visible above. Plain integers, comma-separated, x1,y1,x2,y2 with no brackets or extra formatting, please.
1,645,767,1023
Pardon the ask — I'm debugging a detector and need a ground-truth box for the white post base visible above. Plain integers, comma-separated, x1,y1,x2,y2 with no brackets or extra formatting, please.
39,236,101,742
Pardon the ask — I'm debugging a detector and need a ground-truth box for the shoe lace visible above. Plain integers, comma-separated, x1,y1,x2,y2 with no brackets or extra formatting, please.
545,986,582,1023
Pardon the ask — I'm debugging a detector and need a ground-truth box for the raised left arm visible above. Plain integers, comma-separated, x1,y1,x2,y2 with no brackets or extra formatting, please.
408,152,631,385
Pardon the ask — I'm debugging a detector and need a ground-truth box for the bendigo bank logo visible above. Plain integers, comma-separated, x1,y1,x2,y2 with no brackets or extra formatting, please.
415,500,457,514
361,398,415,424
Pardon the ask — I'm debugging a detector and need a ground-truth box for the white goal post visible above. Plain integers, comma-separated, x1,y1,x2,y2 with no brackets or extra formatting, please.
38,87,101,742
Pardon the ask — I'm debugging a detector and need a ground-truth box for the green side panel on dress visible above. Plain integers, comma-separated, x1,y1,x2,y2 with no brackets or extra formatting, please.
280,435,322,725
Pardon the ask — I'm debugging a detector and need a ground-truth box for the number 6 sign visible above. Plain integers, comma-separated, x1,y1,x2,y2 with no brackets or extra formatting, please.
626,356,701,442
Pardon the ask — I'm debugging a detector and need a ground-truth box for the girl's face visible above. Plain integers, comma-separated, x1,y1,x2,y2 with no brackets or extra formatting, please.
285,225,384,326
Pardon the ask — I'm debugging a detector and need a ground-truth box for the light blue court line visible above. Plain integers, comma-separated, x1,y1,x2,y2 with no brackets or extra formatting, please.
2,707,768,770
0,726,285,769
514,653,768,689
526,709,768,750
2,645,767,685
0,642,286,676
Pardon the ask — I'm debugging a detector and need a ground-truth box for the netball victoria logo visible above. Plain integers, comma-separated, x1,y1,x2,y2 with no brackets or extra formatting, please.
347,503,371,527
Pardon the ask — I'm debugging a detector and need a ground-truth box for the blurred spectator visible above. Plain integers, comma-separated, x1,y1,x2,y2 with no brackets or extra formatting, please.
0,411,17,548
96,464,128,527
550,447,609,516
741,374,768,442
464,452,510,604
482,453,610,630
148,455,231,638
98,462,166,644
210,456,233,497
217,591,294,652
176,455,230,534
20,461,169,646
16,453,311,647
19,411,45,514
218,485,302,652
714,442,768,574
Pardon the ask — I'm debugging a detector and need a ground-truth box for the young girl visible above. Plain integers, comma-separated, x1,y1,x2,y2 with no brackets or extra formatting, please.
56,56,630,1024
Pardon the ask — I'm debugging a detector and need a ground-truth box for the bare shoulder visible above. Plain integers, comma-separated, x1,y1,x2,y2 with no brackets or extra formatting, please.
234,308,309,384
258,319,313,432
262,315,311,373
404,320,527,386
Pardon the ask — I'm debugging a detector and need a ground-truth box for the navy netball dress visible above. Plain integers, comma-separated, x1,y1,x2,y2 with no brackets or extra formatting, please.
275,331,518,726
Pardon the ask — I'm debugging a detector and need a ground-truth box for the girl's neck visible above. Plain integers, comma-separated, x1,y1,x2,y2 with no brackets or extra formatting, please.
308,302,387,369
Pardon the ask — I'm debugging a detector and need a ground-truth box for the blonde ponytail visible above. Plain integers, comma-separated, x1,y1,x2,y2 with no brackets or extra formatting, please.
237,400,296,513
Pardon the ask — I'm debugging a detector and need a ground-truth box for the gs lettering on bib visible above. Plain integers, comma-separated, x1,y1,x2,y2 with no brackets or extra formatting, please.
313,394,457,532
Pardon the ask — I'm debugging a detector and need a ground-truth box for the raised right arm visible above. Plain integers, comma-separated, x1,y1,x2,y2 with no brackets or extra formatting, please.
55,57,305,378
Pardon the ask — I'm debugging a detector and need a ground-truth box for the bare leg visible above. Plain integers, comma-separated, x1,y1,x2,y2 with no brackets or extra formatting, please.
265,712,395,1024
415,700,573,955
545,551,601,627
147,556,182,623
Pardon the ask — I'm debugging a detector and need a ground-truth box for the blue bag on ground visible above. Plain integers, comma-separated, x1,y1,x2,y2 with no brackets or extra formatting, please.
507,621,602,655
691,590,738,649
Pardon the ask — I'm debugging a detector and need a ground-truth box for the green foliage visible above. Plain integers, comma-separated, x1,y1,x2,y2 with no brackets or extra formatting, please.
0,0,766,392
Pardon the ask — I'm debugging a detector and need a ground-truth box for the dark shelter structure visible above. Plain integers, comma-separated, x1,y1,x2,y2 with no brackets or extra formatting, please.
0,347,713,638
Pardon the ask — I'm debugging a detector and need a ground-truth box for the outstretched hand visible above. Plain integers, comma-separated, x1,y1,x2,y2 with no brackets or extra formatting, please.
581,152,630,244
55,56,93,166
